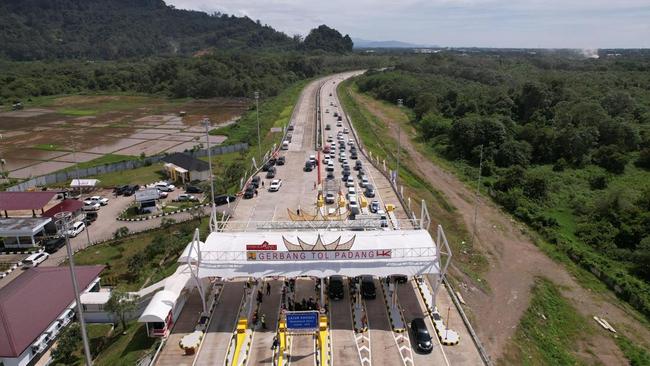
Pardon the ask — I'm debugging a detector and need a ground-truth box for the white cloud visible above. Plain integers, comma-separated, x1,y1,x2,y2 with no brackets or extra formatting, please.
165,0,650,47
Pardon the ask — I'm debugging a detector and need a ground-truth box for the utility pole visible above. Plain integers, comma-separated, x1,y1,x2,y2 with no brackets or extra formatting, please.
203,118,218,232
55,211,92,366
396,99,403,184
254,91,262,162
472,145,484,244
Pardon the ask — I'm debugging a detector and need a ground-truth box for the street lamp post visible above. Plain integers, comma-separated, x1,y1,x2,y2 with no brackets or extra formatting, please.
254,91,262,162
54,211,92,366
203,118,218,232
396,99,403,184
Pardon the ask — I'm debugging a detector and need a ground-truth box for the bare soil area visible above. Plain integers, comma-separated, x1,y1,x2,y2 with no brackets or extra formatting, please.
350,90,650,364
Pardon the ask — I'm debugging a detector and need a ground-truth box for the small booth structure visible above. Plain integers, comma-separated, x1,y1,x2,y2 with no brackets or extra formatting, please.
138,264,201,337
135,189,161,214
70,179,99,190
0,217,51,249
162,153,210,183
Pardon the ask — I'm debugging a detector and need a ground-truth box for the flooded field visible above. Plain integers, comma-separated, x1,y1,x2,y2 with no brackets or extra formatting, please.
0,96,249,179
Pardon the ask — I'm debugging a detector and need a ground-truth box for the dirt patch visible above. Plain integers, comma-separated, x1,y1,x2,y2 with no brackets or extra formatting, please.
350,90,644,363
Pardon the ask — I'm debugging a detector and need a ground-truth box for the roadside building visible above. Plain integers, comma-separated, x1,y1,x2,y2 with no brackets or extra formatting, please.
0,217,51,249
135,188,161,214
162,153,210,183
0,191,57,218
41,199,85,234
0,265,104,366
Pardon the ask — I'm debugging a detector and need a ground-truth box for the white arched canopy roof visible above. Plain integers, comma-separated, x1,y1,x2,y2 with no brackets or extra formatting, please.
185,229,441,279
138,264,194,323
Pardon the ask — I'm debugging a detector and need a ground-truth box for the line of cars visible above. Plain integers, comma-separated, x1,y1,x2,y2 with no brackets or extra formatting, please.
244,154,288,198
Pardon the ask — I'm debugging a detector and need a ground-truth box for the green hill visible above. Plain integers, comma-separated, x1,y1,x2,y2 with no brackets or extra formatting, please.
0,0,298,60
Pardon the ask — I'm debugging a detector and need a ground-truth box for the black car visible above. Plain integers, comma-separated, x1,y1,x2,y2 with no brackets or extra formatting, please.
328,275,344,300
262,162,272,172
251,176,261,188
304,161,313,172
44,237,66,254
122,185,138,196
214,195,236,206
268,158,277,166
391,274,408,284
277,156,286,165
350,153,358,160
326,171,335,180
360,275,376,299
85,211,98,222
186,185,203,194
243,187,255,199
355,161,363,170
325,124,331,130
365,186,376,198
266,167,276,179
342,171,350,180
411,318,433,353
113,185,129,195
288,124,294,131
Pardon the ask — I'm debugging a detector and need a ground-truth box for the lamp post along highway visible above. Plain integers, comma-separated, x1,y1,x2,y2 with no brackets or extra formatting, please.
55,211,93,366
255,91,262,162
396,98,403,184
203,118,218,232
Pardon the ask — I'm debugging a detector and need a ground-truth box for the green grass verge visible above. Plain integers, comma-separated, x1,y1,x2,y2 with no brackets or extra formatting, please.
500,277,593,365
93,322,157,366
33,143,70,152
58,108,98,116
68,154,138,171
338,79,488,285
84,164,165,187
616,336,650,366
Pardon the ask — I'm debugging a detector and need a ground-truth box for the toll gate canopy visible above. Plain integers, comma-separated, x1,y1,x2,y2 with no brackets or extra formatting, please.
179,229,442,279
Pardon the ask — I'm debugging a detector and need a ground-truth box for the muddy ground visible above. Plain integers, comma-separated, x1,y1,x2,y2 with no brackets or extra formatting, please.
0,96,248,179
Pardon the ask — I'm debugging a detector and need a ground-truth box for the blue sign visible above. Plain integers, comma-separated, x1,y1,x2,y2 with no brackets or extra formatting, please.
286,311,319,329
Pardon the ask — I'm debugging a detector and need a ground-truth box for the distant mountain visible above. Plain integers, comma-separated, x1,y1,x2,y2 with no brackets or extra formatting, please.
0,0,298,60
352,38,436,49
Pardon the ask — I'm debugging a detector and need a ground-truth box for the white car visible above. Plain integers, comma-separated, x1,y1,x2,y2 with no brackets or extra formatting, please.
157,190,169,198
67,221,86,237
175,194,197,202
22,252,49,268
269,179,283,192
154,182,175,192
88,196,109,205
346,177,355,188
82,201,100,211
359,176,369,188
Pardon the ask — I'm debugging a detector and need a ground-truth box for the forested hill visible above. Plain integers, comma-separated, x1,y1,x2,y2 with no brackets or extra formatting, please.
0,0,298,60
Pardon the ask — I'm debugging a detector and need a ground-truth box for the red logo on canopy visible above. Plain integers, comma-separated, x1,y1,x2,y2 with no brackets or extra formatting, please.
246,241,277,250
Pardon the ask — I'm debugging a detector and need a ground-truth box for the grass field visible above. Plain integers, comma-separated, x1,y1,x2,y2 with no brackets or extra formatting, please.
84,164,164,187
499,277,593,365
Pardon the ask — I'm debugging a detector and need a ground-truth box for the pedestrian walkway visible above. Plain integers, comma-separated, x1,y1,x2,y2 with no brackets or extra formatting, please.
155,289,204,366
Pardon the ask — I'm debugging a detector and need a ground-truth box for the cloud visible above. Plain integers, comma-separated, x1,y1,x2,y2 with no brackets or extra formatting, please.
165,0,650,48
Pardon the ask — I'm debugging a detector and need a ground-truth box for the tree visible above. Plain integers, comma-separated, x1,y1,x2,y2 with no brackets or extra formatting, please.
52,323,80,364
593,145,629,174
303,25,353,53
105,290,140,332
636,148,650,170
495,139,532,167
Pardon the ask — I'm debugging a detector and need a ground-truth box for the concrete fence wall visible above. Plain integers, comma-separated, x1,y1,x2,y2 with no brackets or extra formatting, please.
7,143,248,192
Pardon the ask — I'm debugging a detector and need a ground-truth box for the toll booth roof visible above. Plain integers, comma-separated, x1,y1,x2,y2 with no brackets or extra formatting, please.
185,229,441,279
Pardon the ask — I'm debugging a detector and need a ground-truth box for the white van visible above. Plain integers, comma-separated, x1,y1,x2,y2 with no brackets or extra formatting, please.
154,182,175,192
22,252,49,268
281,141,290,150
346,186,357,199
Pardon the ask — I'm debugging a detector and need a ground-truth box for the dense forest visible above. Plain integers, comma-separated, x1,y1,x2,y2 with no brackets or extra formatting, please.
355,53,650,315
0,52,387,104
0,0,355,60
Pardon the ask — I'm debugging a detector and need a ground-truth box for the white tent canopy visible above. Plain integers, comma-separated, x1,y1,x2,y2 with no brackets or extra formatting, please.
138,264,194,323
70,179,99,188
185,229,441,279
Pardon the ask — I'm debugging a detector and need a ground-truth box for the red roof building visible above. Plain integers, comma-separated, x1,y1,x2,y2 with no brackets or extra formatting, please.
41,200,84,218
0,192,57,216
0,265,104,364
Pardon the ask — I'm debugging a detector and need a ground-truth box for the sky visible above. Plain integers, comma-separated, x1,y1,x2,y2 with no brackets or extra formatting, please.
165,0,650,48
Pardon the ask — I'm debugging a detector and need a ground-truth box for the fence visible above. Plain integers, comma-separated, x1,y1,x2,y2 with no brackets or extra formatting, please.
6,143,249,192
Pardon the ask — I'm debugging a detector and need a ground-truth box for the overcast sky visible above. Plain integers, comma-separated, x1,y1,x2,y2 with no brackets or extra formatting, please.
165,0,650,48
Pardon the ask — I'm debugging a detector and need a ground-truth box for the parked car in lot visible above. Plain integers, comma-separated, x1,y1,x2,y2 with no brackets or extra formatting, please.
154,182,175,192
44,237,66,254
157,190,169,199
82,201,100,211
325,193,336,204
243,186,255,199
175,194,198,202
328,275,344,300
268,179,283,192
122,185,139,196
113,185,129,195
22,252,49,268
214,195,236,206
360,275,376,299
67,221,86,237
411,318,433,353
88,196,109,205
185,185,203,194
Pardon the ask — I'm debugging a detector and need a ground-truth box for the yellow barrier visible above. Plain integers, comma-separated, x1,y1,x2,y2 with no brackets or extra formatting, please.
338,198,346,207
278,321,287,366
386,204,395,212
360,196,368,208
318,315,329,366
232,318,247,366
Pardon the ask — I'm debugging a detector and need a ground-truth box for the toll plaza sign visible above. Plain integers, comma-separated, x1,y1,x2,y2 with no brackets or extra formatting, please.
286,311,319,330
246,249,392,261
